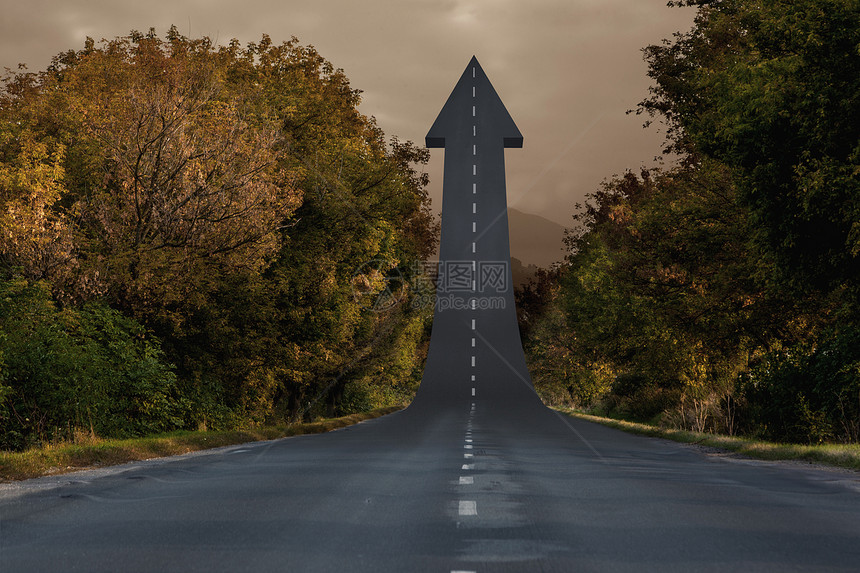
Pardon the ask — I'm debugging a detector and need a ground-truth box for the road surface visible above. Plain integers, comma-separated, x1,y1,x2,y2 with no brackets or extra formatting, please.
2,400,860,572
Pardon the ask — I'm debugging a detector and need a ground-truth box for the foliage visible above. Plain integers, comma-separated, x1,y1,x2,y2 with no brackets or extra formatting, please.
0,279,183,450
0,28,436,449
531,0,860,443
640,0,860,294
737,327,860,444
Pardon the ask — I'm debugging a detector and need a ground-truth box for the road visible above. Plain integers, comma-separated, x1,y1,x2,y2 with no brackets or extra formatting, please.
2,399,860,572
3,57,860,572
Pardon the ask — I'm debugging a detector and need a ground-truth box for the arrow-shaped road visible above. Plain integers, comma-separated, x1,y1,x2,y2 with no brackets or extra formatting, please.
414,56,541,412
2,59,860,573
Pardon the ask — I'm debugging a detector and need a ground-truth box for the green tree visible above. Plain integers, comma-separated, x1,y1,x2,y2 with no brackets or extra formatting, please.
640,0,860,294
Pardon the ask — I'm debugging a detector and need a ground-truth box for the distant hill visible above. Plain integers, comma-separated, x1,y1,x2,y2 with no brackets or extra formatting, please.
508,208,568,269
430,207,569,286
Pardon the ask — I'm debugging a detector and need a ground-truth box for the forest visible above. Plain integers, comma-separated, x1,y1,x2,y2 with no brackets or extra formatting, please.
521,0,860,444
2,0,858,452
0,27,436,450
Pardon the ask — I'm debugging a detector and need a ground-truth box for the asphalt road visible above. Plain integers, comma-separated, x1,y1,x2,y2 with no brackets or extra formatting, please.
4,58,860,572
2,399,860,572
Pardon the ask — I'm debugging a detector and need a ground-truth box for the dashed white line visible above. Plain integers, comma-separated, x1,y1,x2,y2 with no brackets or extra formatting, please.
471,375,475,381
473,144,476,155
464,453,473,459
472,222,476,233
471,337,476,347
472,242,476,253
472,86,475,97
472,66,475,78
472,105,475,117
471,356,475,367
459,476,474,485
472,125,476,136
472,387,476,396
472,182,476,193
471,319,476,330
465,438,473,443
472,202,476,214
462,464,474,470
459,500,477,516
472,164,476,175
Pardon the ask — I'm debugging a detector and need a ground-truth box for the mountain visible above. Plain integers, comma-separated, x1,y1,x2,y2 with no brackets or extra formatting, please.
507,207,568,269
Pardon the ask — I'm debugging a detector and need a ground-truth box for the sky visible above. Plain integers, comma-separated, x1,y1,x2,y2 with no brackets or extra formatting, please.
0,0,696,227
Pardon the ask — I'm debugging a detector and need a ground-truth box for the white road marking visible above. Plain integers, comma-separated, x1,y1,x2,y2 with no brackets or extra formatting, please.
472,86,475,97
472,242,476,253
471,337,476,347
464,453,473,458
465,438,473,443
473,125,476,136
459,476,474,485
459,500,477,516
472,182,476,193
472,387,476,396
471,319,476,329
472,164,476,175
471,375,475,381
472,66,475,78
462,464,474,470
472,222,476,232
471,356,475,367
473,144,476,155
472,105,475,117
472,202,476,214
471,299,476,309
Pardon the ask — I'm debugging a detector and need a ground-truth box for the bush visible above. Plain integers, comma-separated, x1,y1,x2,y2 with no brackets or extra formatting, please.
737,327,860,444
0,279,185,450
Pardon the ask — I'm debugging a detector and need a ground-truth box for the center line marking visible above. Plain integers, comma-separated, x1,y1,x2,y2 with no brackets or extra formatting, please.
472,86,475,97
471,319,476,329
472,202,476,213
459,476,474,485
465,438,473,443
464,453,473,458
471,337,476,346
472,105,475,117
472,183,476,193
459,500,477,516
472,222,476,232
462,464,474,470
471,356,475,367
472,164,476,175
473,144,476,155
472,387,476,396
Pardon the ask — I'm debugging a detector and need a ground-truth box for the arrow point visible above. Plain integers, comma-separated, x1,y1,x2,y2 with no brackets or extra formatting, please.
426,57,522,149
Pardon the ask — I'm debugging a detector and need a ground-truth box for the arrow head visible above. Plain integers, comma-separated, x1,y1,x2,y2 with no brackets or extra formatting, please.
426,56,523,149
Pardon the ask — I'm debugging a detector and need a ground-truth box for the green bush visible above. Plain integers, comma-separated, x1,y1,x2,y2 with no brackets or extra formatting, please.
0,279,185,450
737,327,860,444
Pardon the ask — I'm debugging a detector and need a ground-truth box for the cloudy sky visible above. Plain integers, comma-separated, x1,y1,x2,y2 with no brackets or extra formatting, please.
1,0,695,227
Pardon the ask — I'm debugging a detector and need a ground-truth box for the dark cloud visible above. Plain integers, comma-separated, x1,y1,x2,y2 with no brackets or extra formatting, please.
0,0,695,225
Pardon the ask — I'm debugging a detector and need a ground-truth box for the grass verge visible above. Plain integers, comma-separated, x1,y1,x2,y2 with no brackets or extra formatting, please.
0,406,404,482
556,407,860,472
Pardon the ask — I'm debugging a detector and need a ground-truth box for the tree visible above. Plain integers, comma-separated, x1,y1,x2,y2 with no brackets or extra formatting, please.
640,0,860,294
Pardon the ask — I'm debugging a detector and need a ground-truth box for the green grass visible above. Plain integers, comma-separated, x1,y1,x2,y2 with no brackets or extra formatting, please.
556,407,860,471
0,406,404,482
